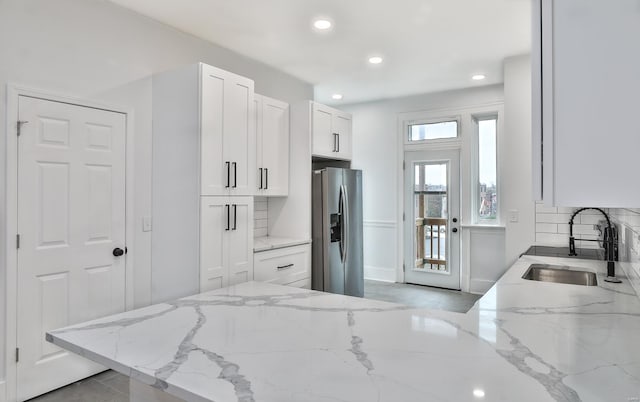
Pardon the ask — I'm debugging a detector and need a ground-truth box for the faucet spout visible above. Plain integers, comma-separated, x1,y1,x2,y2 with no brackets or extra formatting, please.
567,207,621,283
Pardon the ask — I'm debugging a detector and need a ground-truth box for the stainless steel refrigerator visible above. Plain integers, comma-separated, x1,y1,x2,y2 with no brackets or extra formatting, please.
312,168,364,297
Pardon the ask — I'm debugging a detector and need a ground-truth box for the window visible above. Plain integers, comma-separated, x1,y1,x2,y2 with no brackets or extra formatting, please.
409,120,458,142
476,117,498,221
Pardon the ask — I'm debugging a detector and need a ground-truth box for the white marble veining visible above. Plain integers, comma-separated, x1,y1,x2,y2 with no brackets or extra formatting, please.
253,236,311,252
48,255,640,402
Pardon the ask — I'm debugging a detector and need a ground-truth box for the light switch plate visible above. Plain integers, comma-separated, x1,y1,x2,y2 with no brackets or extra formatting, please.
143,216,152,232
509,210,519,223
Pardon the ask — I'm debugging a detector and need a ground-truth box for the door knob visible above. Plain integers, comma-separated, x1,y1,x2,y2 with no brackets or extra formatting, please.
452,218,458,223
452,228,458,233
112,248,125,257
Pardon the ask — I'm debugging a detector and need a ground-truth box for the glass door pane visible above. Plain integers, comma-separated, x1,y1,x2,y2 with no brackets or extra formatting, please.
413,162,449,272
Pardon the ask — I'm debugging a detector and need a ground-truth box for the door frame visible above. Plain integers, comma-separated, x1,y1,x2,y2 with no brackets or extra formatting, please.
403,149,461,290
396,102,504,289
4,84,136,402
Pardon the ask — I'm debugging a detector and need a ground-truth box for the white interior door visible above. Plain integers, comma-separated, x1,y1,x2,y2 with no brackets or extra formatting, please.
16,96,127,400
404,149,461,290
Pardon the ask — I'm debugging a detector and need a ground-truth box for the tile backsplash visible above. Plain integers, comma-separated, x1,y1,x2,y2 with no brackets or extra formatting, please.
534,203,640,295
610,208,640,296
535,202,603,249
254,197,268,238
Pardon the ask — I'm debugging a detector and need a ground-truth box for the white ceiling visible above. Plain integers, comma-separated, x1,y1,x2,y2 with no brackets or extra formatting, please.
109,0,531,105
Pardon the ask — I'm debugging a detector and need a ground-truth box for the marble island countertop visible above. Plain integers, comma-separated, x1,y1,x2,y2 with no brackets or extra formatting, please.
47,255,640,401
253,236,311,252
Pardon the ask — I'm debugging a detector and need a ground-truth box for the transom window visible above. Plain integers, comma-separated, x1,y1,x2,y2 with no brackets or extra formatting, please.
409,120,458,142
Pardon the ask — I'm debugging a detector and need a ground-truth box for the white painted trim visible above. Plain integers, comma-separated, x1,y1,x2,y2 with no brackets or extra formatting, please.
0,380,6,401
364,266,396,283
460,224,506,229
363,220,396,229
397,102,504,289
4,84,135,401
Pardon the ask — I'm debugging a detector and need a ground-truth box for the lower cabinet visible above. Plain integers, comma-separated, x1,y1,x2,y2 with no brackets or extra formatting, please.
200,196,254,292
254,244,311,288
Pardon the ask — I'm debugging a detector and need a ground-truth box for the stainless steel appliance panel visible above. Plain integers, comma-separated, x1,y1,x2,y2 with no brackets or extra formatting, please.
343,169,364,297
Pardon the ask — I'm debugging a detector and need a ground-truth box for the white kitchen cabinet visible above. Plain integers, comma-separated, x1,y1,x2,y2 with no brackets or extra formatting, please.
200,197,254,292
311,102,352,160
532,0,640,208
201,64,256,196
254,244,311,288
255,94,289,196
152,63,255,301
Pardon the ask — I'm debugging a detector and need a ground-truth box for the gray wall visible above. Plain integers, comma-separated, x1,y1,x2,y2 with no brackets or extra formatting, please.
0,0,313,382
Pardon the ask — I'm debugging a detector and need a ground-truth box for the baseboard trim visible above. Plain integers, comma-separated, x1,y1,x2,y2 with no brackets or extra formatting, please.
364,266,396,282
0,380,6,401
469,279,495,295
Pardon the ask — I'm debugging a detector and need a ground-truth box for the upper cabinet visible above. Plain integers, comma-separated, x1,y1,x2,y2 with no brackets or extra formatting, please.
200,64,256,196
311,102,352,160
255,94,289,196
533,0,640,207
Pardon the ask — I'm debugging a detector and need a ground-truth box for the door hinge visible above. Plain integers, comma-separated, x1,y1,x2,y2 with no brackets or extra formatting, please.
403,160,406,170
403,263,406,272
16,234,20,249
403,212,405,221
15,347,19,363
17,120,28,137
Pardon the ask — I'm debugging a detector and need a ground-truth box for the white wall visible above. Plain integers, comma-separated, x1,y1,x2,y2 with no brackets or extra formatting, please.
0,0,313,383
341,85,505,283
502,55,536,267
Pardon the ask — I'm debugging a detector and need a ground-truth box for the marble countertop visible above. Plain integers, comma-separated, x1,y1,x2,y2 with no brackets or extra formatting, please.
253,236,311,252
47,255,640,401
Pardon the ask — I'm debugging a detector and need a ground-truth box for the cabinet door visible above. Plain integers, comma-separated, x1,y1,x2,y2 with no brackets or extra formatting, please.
200,65,227,195
200,197,228,291
254,95,264,194
254,244,310,285
312,103,335,158
227,197,254,285
333,112,352,160
225,75,255,196
539,0,640,207
261,96,289,196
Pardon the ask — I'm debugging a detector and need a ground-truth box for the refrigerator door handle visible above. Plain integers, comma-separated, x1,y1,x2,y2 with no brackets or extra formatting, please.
340,184,349,264
343,184,349,263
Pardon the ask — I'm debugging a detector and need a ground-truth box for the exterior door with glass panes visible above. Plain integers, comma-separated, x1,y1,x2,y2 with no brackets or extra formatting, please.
404,149,460,289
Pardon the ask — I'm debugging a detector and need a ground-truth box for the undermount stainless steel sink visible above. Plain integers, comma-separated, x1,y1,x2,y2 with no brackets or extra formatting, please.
522,264,598,286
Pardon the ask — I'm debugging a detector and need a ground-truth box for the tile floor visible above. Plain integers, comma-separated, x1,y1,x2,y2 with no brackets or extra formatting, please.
28,280,482,401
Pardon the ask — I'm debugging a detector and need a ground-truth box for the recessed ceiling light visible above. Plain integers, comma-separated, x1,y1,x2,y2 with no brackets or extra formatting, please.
332,94,343,100
473,389,485,398
472,74,486,81
313,19,332,30
368,56,383,65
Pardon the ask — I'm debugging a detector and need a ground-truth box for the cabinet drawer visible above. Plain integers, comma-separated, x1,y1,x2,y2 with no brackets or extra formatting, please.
254,244,310,285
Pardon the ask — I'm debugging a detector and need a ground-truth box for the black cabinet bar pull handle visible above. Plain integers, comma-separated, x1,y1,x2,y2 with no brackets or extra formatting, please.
277,263,294,270
259,168,263,189
337,133,340,152
265,168,268,190
225,162,230,188
233,204,237,230
225,204,230,231
232,162,237,188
